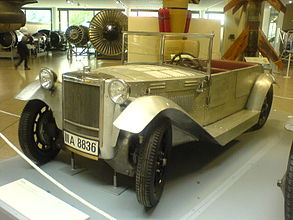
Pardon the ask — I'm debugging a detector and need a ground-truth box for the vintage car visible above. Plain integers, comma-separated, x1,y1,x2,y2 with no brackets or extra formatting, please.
16,32,274,208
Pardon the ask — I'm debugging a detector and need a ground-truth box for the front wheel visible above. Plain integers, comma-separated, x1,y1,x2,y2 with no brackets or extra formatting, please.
18,100,61,164
135,117,172,208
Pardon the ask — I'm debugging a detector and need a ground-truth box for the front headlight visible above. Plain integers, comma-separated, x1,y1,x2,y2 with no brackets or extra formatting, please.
39,68,57,90
109,79,129,104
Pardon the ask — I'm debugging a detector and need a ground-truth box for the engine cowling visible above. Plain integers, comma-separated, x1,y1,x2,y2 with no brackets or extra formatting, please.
0,0,37,33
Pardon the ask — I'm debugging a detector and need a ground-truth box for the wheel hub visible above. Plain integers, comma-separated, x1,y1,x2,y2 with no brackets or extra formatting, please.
36,110,57,148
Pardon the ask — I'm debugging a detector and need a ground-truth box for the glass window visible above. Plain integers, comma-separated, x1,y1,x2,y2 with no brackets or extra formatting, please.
129,11,138,17
267,8,279,44
26,9,51,24
69,10,94,27
23,9,51,32
206,13,225,25
192,13,200,19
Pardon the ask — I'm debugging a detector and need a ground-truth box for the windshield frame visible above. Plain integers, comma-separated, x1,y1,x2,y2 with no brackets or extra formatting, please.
121,31,214,77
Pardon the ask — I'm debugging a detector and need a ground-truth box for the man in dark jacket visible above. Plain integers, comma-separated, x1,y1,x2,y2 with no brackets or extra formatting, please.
15,35,30,70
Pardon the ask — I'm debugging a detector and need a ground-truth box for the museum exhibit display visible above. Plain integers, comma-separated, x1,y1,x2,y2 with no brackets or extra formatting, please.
65,25,91,58
36,29,67,51
0,31,19,48
0,30,24,58
31,31,48,55
89,10,128,56
0,0,37,33
222,0,286,69
15,30,275,207
49,31,66,50
65,25,89,47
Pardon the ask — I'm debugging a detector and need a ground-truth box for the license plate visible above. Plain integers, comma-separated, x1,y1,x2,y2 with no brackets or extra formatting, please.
64,131,99,156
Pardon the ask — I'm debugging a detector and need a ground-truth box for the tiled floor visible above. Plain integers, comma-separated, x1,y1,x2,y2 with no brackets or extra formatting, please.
0,53,292,160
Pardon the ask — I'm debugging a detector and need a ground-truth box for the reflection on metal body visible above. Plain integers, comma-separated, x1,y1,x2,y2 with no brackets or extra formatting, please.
0,0,37,33
15,81,63,129
246,73,275,111
206,65,263,125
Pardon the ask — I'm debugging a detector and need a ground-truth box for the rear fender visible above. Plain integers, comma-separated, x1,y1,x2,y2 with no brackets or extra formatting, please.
114,96,215,143
246,73,275,111
15,81,62,129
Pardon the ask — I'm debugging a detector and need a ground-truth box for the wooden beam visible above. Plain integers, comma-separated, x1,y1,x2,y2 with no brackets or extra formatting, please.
232,1,247,14
224,0,247,12
222,27,249,60
258,29,284,69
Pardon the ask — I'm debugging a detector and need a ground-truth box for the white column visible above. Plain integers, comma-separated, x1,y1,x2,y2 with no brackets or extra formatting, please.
51,7,58,31
199,10,206,19
125,8,131,16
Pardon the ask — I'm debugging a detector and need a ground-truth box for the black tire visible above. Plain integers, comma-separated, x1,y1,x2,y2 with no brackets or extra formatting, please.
251,86,273,130
18,100,60,164
285,143,293,220
135,117,172,208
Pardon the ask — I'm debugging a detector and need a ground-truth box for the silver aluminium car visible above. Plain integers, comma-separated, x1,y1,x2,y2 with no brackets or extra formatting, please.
16,32,275,207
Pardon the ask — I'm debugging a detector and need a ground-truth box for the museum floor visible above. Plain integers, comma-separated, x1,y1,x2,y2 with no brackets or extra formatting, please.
0,52,292,219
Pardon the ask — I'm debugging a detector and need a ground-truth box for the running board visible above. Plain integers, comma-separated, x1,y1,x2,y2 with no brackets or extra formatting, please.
204,110,260,146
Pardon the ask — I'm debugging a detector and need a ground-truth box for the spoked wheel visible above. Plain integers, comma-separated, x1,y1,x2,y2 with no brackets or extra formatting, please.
251,86,273,130
19,100,60,164
136,117,172,208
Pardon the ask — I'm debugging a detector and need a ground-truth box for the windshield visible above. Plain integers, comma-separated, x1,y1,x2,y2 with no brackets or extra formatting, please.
121,31,214,76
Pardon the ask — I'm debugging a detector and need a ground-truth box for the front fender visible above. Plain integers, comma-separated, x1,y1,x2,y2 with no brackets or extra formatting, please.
246,73,275,111
114,96,215,143
15,81,62,129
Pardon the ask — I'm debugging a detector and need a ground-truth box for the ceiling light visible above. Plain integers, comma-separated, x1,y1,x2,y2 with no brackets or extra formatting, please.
114,0,127,8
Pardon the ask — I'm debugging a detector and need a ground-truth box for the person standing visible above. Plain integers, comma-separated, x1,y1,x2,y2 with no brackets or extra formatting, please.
15,35,30,70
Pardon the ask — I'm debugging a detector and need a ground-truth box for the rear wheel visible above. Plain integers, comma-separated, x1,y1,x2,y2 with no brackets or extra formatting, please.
252,86,273,130
19,100,60,164
135,117,172,208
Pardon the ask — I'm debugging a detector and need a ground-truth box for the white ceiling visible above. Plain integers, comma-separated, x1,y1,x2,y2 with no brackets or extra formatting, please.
25,0,292,12
25,0,226,11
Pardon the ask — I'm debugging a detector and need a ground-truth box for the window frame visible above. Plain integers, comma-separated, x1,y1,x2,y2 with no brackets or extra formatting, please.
22,7,53,30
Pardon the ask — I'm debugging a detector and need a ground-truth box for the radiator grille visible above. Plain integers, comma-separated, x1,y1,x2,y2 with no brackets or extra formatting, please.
63,80,100,138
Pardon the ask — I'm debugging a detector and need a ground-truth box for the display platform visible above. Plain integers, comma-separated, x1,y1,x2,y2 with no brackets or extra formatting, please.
0,111,292,220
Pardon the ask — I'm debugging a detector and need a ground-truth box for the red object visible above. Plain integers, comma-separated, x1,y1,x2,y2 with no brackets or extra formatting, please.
184,10,192,33
158,9,165,32
158,8,171,32
162,8,171,32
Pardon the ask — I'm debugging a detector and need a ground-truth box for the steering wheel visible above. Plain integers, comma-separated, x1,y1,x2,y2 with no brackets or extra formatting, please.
170,52,203,71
